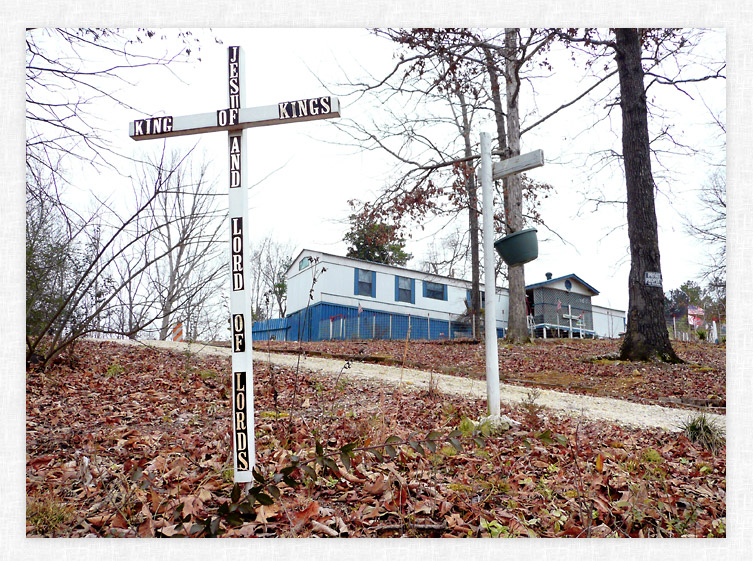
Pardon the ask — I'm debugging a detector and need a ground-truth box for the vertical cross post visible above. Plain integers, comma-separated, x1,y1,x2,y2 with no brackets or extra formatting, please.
226,46,254,482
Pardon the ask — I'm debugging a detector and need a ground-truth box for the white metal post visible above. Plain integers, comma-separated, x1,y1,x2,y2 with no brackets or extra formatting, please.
480,133,500,417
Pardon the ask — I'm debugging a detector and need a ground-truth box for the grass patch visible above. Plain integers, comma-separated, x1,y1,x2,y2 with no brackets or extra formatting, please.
641,448,663,463
680,413,725,454
198,369,218,380
27,495,73,536
105,363,124,377
259,410,289,419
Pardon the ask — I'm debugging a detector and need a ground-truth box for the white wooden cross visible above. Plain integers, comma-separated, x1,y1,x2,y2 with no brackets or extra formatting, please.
563,305,584,339
479,133,544,418
130,46,341,483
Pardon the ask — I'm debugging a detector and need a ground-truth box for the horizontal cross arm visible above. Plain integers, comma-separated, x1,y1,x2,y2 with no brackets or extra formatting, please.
129,96,340,140
492,149,545,180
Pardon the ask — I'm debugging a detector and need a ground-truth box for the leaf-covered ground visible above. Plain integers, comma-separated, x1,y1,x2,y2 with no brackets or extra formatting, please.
27,339,725,538
253,338,726,410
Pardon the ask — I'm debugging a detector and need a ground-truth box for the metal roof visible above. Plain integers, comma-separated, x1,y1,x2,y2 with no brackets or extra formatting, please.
287,248,497,289
289,250,601,296
525,273,600,296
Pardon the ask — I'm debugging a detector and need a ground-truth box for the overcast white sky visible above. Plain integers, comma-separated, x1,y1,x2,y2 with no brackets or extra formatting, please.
57,27,726,312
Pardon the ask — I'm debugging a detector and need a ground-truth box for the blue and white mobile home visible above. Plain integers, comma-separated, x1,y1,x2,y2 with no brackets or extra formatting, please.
277,249,509,342
252,249,625,342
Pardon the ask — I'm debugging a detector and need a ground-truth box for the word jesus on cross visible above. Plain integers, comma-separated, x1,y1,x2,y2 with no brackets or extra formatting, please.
130,46,340,483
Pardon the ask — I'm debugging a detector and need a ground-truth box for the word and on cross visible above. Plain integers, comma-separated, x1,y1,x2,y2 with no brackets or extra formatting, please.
130,46,341,482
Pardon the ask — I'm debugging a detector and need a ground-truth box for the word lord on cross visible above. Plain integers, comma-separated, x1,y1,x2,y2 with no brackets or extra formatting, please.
129,45,341,483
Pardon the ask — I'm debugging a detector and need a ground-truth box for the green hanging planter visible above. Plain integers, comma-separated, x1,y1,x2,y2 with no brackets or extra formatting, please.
494,228,539,266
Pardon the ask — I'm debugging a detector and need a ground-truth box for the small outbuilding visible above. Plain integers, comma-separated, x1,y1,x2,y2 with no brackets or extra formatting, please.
525,272,623,338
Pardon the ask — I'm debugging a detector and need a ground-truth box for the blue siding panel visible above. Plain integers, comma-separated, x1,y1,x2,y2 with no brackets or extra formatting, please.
256,301,503,343
410,316,428,340
429,318,451,340
251,317,291,341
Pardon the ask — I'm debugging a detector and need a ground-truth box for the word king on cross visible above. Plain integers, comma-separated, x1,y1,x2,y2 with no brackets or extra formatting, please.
129,45,341,482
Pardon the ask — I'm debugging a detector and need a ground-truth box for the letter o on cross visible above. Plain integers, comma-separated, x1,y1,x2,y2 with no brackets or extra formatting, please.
234,314,244,332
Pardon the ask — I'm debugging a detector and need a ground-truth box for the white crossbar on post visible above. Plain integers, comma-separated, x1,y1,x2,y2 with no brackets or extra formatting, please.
129,46,340,483
129,98,340,140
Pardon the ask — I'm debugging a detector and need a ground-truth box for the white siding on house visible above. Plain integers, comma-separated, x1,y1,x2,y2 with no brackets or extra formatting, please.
286,250,326,313
541,278,594,296
592,305,626,339
286,250,509,328
285,250,632,338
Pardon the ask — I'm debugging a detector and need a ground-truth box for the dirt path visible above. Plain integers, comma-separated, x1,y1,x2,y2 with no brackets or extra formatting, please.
120,339,725,434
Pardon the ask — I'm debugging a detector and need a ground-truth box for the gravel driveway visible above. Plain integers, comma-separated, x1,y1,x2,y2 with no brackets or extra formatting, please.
119,339,725,434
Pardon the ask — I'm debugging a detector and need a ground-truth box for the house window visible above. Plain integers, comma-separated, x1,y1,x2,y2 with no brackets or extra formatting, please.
424,281,447,301
395,276,415,304
298,257,311,271
466,289,485,307
354,268,376,297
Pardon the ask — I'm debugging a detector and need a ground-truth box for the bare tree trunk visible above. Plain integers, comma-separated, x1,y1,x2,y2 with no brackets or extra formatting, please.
502,29,530,344
158,247,179,340
158,209,186,340
615,28,680,363
458,90,482,340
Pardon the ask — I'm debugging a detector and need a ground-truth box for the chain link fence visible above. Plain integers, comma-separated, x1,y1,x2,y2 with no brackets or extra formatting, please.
666,318,726,343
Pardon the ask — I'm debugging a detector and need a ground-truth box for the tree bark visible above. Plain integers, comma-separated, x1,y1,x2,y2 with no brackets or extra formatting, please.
458,90,482,340
615,28,681,363
502,29,530,344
